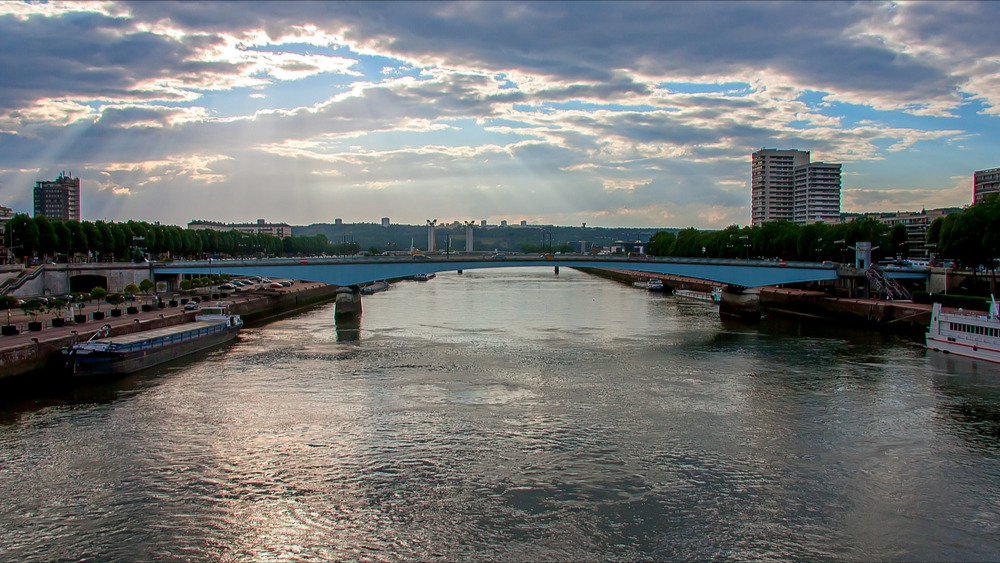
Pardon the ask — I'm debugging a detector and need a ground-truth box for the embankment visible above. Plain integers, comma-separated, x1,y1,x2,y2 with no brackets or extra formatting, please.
0,283,340,382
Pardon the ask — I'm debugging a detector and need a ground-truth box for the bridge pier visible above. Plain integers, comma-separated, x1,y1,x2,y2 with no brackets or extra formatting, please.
335,286,362,319
719,286,761,322
554,266,559,275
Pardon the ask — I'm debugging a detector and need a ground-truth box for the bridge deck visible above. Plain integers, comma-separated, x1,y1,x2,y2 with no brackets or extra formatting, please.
155,255,928,288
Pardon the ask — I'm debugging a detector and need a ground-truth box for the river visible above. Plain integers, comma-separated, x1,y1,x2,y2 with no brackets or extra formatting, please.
2,267,999,561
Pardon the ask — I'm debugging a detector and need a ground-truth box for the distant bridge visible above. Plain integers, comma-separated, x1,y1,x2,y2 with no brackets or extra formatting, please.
155,255,929,288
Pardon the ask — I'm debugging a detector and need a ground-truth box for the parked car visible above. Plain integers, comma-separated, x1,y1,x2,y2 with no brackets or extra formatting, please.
183,301,198,311
219,283,235,290
270,282,283,289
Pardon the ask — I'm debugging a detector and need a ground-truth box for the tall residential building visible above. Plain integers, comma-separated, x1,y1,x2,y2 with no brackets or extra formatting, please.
751,149,841,226
793,162,842,224
974,167,1000,203
33,172,80,221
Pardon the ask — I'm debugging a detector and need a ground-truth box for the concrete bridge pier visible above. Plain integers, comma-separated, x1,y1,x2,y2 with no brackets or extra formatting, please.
719,286,762,322
335,286,362,319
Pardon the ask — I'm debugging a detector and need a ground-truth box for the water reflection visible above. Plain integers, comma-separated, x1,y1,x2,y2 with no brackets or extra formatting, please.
1,268,999,561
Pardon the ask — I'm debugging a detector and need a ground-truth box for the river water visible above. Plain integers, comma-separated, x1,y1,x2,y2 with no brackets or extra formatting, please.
2,267,999,561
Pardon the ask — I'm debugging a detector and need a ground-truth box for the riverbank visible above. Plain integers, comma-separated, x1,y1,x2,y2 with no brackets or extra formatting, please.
587,267,935,336
0,281,340,382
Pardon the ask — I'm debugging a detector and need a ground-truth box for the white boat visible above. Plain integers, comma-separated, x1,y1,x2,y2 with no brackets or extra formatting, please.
673,287,722,303
646,279,664,292
409,272,436,281
926,297,1000,364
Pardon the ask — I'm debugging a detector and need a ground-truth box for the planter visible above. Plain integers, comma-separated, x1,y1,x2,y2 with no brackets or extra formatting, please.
2,325,19,336
92,311,105,321
51,318,66,327
141,304,153,312
168,300,178,307
126,306,139,315
74,314,87,324
180,298,189,305
28,321,43,332
110,309,122,317
157,302,166,309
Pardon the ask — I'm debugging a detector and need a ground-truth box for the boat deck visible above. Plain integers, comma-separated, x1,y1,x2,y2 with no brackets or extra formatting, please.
97,320,227,346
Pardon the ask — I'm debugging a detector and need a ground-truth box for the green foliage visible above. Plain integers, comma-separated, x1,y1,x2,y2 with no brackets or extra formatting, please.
0,295,19,309
646,218,895,263
929,195,1000,271
912,291,990,312
47,298,67,317
179,279,193,291
20,299,44,319
123,283,139,297
139,279,154,294
105,293,124,309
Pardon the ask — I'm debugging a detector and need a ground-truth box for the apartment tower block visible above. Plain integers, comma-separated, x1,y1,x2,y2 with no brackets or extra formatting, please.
751,149,841,226
33,172,81,222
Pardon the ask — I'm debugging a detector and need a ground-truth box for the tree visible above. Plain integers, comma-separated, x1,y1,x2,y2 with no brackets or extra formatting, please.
647,231,677,256
105,292,124,312
90,286,107,313
20,299,44,323
123,283,139,304
139,278,154,304
47,298,67,321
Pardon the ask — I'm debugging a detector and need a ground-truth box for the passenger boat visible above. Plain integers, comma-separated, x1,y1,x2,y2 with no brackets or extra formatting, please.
409,272,436,281
63,303,242,377
926,297,1000,364
646,279,664,292
360,280,389,295
673,287,722,303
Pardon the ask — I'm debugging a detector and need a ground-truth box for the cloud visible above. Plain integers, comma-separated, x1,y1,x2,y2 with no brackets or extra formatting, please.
0,1,997,229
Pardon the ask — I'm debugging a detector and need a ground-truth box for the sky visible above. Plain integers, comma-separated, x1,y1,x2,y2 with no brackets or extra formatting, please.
0,1,998,230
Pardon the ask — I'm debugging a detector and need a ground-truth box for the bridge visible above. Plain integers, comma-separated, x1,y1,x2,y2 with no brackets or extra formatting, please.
154,255,929,288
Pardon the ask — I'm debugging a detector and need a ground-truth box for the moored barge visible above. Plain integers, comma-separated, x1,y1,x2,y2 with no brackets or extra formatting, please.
63,304,243,377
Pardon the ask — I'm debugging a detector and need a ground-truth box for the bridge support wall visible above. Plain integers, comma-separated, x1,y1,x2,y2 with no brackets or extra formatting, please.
719,287,762,322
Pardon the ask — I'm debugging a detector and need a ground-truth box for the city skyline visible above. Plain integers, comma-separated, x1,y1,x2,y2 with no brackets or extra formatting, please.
0,1,998,229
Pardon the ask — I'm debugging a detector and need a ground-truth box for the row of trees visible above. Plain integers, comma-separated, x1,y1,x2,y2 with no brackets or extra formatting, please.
646,218,908,263
928,194,1000,272
2,215,363,263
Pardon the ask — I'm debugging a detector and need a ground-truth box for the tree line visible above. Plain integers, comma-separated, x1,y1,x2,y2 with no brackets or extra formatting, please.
2,215,361,263
646,218,908,263
927,194,1000,272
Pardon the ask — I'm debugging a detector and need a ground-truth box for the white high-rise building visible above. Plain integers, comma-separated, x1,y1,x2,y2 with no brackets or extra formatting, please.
974,168,1000,203
751,148,841,226
793,162,842,225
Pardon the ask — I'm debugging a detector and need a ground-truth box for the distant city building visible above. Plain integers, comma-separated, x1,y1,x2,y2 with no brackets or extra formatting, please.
0,205,14,260
335,218,343,225
480,219,487,228
974,167,1000,203
866,208,959,258
33,172,80,221
381,217,390,227
187,218,292,238
751,149,841,226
